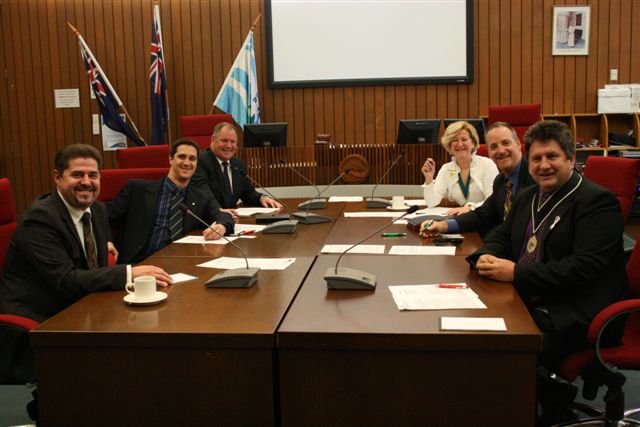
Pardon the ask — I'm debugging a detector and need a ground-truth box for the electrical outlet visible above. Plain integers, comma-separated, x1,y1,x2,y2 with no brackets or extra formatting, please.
610,69,618,81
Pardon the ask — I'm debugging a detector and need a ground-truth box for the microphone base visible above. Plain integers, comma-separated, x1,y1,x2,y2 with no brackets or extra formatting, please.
262,220,298,234
292,212,332,224
297,199,326,210
367,198,391,208
324,267,376,290
205,268,259,288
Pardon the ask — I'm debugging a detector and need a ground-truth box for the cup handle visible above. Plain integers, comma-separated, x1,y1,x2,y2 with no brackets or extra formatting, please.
125,283,135,294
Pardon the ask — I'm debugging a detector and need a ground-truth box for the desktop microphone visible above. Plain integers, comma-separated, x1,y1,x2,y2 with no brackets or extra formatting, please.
367,150,405,208
324,205,419,290
279,160,325,210
232,165,288,209
179,203,259,288
293,168,352,225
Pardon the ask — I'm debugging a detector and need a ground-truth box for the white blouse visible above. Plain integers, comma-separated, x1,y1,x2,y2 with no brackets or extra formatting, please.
422,155,499,209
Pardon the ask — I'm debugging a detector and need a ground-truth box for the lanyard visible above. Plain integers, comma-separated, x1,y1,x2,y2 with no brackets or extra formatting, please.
457,172,471,199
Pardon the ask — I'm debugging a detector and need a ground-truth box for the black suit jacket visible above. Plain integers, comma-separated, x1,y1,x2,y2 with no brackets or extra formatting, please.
192,150,263,208
467,172,627,338
455,158,535,237
106,178,234,264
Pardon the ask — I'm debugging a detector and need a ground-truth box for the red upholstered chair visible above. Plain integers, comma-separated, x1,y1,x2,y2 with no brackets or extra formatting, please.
179,114,233,150
583,157,639,221
488,104,543,142
116,145,170,168
0,177,18,272
554,242,640,426
98,167,169,202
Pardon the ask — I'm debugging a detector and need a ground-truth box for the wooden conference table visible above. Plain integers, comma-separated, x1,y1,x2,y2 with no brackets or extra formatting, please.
30,199,541,426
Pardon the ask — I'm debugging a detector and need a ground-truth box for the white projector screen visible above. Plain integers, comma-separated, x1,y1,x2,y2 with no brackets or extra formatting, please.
265,0,473,88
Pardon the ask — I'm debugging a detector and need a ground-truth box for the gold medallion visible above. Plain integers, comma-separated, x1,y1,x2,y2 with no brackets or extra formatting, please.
526,235,537,253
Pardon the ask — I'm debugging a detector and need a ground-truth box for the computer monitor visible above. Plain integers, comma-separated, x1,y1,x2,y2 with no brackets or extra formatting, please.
396,119,441,144
443,118,487,146
243,123,287,148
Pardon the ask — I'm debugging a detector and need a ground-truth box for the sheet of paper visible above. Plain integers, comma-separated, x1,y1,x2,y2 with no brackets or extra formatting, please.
321,244,385,254
404,199,426,206
173,235,237,245
233,223,267,236
388,246,456,256
344,211,404,218
197,257,296,270
170,273,198,284
388,284,486,310
413,207,452,216
440,317,506,331
328,196,364,202
235,207,280,217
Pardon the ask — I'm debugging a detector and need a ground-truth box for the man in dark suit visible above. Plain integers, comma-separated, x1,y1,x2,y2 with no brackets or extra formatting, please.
421,122,535,239
108,139,235,264
466,121,627,424
191,122,282,219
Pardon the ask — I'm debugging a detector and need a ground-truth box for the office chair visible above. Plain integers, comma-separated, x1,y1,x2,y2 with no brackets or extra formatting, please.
552,242,640,426
179,114,233,150
0,177,17,271
488,103,543,142
583,157,639,221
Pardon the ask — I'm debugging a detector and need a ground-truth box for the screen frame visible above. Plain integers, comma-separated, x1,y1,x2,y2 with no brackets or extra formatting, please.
396,119,441,145
243,123,288,148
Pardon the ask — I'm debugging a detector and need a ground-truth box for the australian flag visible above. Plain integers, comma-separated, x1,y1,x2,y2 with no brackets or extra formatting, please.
150,4,169,145
79,39,145,146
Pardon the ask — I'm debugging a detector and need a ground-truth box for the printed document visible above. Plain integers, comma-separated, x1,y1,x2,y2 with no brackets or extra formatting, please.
389,284,486,310
198,257,296,270
321,244,385,254
389,246,456,256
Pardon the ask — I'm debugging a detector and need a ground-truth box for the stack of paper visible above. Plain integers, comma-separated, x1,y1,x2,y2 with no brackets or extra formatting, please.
388,284,486,310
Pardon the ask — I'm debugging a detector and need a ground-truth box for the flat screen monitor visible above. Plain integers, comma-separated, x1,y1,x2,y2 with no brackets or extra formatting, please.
243,123,287,148
443,118,487,146
396,119,441,145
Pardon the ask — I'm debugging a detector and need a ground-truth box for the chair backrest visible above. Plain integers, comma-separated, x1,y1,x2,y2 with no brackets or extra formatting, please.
116,145,170,169
583,156,639,221
99,168,169,202
626,240,640,338
488,104,542,142
179,114,234,150
0,178,18,272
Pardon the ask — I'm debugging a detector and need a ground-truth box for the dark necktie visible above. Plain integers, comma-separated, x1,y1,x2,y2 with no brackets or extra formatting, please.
169,191,184,242
81,212,98,269
503,179,513,220
222,161,233,207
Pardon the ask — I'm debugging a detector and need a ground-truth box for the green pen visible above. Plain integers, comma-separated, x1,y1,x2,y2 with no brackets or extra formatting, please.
381,232,406,237
421,220,434,233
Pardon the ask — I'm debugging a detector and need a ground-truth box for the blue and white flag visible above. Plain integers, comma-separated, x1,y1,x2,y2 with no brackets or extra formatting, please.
150,4,169,145
213,31,260,128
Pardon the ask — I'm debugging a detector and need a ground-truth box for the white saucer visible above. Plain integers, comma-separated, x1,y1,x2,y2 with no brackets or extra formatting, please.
123,292,167,306
386,205,408,211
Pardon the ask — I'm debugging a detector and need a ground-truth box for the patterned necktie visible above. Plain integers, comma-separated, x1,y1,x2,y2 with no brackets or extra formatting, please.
169,191,184,242
81,212,98,269
503,178,513,220
222,161,233,207
518,191,553,264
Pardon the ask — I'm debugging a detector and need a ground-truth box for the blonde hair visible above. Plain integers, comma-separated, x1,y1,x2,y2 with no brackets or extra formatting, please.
440,121,480,154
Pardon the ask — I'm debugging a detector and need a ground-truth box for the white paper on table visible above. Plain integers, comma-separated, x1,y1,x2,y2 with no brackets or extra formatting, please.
321,244,385,254
344,211,404,218
197,257,296,270
440,317,506,331
388,246,456,256
171,273,198,284
173,235,237,245
404,199,427,206
328,196,364,202
388,284,486,310
233,223,267,235
413,207,452,216
235,207,280,217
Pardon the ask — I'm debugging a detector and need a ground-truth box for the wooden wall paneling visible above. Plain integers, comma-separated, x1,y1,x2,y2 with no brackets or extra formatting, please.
293,89,306,145
447,84,458,118
64,1,82,147
322,88,333,139
333,87,345,145
487,0,500,107
530,0,543,108
209,0,224,116
617,0,630,83
608,0,621,85
394,85,406,129
499,0,511,106
584,1,599,113
171,0,186,119
596,0,610,108
119,1,142,145
0,2,14,184
312,87,325,140
541,0,553,112
383,86,395,144
632,2,640,82
191,1,205,118
303,88,315,145
415,85,426,119
425,85,437,118
353,86,365,145
520,0,532,104
137,1,151,141
510,0,521,105
373,86,385,144
197,1,213,118
477,0,489,115
363,87,375,144
435,85,447,118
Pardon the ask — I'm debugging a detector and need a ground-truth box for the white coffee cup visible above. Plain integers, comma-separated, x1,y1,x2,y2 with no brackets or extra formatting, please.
125,275,157,300
391,196,405,209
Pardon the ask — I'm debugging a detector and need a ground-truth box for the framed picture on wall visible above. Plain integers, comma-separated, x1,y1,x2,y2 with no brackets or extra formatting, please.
552,6,590,55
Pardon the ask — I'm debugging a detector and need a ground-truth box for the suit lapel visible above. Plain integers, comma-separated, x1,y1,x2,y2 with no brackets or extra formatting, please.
53,192,84,253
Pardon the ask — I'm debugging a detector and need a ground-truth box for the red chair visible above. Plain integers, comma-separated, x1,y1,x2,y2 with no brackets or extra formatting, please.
583,157,639,221
179,114,233,150
99,167,169,202
488,104,543,142
554,242,640,426
0,177,18,271
116,145,170,169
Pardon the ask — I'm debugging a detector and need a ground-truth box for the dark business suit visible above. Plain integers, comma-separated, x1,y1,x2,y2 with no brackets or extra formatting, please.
455,158,535,238
0,192,126,382
467,172,627,365
192,150,263,208
107,178,234,264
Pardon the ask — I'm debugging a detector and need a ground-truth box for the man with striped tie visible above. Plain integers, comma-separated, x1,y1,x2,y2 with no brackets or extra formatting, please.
108,138,234,264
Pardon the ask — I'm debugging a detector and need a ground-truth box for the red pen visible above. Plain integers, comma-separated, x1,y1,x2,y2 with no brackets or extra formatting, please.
238,230,255,236
438,284,468,289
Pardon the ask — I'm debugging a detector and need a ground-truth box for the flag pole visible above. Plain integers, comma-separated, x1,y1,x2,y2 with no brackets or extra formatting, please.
209,13,262,115
153,3,172,144
67,22,147,144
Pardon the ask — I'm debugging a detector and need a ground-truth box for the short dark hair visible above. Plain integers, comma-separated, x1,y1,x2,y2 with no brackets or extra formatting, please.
170,138,200,157
212,122,236,139
524,120,575,159
54,144,103,172
486,121,519,142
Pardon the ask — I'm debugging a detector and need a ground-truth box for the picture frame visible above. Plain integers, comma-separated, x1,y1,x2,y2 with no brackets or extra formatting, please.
552,6,590,55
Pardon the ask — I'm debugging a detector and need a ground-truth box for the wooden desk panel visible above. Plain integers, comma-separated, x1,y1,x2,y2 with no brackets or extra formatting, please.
32,256,315,426
278,255,541,427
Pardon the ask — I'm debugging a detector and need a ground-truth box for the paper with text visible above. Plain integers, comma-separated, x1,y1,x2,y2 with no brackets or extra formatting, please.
321,244,385,254
235,207,280,217
440,317,506,331
197,257,296,270
328,196,364,202
170,273,198,284
174,235,237,245
389,246,456,256
389,284,486,310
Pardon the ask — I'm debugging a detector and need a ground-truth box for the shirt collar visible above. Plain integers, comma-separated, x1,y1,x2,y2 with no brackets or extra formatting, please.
57,190,91,225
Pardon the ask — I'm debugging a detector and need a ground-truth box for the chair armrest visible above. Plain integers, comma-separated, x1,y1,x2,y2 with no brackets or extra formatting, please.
0,314,40,331
588,299,640,344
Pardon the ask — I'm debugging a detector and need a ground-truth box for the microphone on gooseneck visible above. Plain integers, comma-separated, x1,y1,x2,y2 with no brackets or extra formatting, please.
367,150,405,208
324,205,419,290
317,168,352,198
232,165,288,209
279,159,325,210
178,203,258,288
